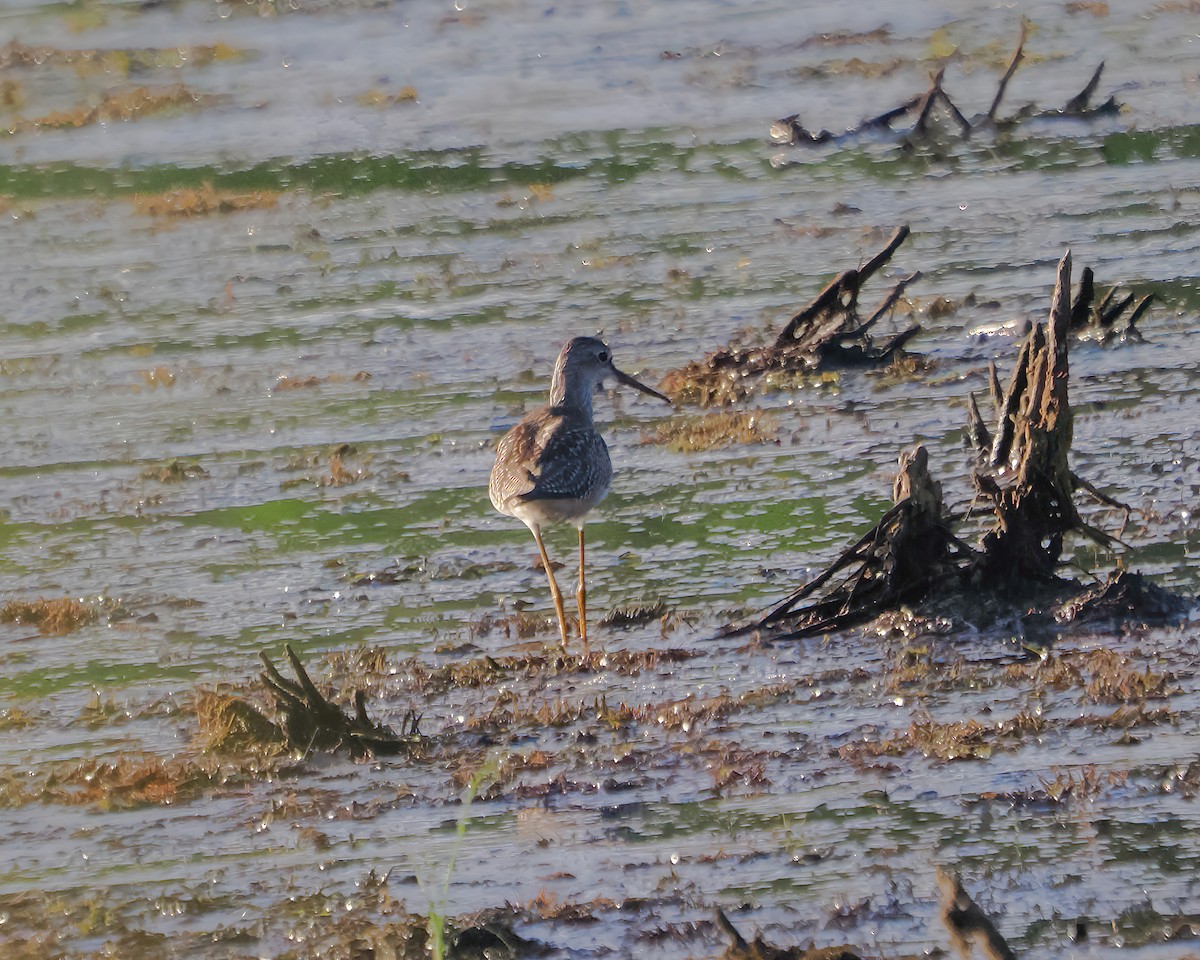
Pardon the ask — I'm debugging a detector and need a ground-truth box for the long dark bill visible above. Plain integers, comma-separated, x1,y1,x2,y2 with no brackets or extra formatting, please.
612,366,672,403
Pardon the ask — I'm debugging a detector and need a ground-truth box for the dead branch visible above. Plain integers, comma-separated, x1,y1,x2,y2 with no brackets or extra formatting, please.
662,227,921,406
914,67,972,138
1060,61,1119,117
771,95,922,145
773,24,1121,149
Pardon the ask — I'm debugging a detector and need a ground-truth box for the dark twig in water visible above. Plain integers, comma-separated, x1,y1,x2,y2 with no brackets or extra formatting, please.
715,908,863,960
986,20,1027,122
1062,61,1117,117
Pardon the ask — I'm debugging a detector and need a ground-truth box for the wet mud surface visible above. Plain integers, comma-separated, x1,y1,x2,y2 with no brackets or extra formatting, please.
3,1,1200,957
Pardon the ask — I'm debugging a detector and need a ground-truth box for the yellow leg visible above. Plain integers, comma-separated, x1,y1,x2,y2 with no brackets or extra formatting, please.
576,526,589,653
532,526,570,648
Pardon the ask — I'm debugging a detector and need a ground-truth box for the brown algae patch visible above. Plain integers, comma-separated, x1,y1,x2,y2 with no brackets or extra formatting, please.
279,443,370,489
1005,648,1175,703
356,85,419,106
140,458,209,482
0,752,225,810
13,83,222,133
839,711,1048,764
0,707,37,731
403,646,703,694
640,410,778,452
130,182,280,217
194,688,286,753
0,597,99,635
468,609,548,641
660,359,839,407
0,40,246,74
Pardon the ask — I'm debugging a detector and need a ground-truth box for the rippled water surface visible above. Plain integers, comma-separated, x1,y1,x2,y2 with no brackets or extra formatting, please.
3,1,1200,957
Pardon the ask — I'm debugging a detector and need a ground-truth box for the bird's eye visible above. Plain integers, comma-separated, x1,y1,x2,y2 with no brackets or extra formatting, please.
597,350,610,363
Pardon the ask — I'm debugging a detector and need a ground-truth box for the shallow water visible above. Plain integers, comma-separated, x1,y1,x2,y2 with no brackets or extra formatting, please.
2,1,1200,957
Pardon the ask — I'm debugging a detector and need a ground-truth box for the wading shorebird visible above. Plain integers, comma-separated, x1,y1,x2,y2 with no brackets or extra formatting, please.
489,336,671,650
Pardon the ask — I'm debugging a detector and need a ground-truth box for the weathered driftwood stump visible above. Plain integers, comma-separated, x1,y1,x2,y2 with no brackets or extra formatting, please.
739,250,1182,640
966,251,1124,587
729,444,963,640
662,226,921,406
969,252,1081,584
259,644,423,759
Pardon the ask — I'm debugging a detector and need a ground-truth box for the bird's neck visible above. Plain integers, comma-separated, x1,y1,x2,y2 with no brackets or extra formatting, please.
548,367,594,418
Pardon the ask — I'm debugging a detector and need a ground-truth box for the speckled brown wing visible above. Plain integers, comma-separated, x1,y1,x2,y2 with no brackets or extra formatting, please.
489,411,546,514
489,407,612,514
522,417,612,504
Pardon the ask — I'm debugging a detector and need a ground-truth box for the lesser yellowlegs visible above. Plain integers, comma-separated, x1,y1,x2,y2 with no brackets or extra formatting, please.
489,336,670,649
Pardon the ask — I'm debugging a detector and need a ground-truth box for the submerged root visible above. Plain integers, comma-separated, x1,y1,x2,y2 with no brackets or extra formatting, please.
1054,570,1193,625
258,644,424,759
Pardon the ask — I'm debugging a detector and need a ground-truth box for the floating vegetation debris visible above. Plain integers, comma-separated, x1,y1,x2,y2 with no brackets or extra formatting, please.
661,226,921,406
356,85,419,107
640,409,778,452
10,83,222,134
0,597,98,635
321,444,367,487
279,442,370,490
130,182,280,217
0,40,245,73
195,688,286,753
599,599,669,628
1005,647,1173,704
140,458,208,482
0,752,224,810
469,609,547,640
273,371,372,390
0,708,36,731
